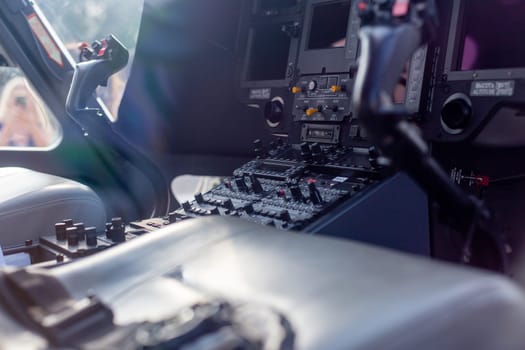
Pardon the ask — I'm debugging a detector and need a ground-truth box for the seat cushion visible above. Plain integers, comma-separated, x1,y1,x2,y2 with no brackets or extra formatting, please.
48,216,525,350
0,167,106,247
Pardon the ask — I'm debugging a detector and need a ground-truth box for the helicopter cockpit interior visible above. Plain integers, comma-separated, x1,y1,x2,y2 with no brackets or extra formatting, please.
0,0,524,349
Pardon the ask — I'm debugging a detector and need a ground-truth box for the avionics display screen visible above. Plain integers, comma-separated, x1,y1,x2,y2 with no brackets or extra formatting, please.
308,0,351,50
247,23,291,81
457,0,525,71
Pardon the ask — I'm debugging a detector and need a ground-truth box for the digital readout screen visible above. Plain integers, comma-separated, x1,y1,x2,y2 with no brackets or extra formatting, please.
308,0,351,50
458,0,525,71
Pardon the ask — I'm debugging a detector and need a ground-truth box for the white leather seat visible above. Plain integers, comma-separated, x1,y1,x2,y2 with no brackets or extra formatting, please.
0,167,106,247
47,217,525,350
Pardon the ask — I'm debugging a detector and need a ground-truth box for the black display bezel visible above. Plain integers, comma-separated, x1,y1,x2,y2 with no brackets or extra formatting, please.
240,17,301,88
297,0,359,74
444,0,525,81
252,0,303,15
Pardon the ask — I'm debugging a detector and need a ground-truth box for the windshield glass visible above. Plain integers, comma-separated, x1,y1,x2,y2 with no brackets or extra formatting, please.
35,0,144,120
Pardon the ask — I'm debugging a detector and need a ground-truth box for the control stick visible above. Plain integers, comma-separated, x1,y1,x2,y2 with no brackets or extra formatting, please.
66,35,129,113
353,1,491,252
65,35,174,217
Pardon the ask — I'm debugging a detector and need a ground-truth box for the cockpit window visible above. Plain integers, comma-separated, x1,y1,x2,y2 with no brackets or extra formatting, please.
35,0,144,120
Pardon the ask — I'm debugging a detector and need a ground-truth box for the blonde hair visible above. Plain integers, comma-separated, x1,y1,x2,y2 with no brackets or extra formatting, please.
0,76,50,129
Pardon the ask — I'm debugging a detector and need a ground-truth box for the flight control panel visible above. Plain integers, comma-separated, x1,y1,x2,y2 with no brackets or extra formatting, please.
238,0,428,147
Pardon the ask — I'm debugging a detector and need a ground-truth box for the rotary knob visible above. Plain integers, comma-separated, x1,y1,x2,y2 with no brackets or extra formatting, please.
85,227,98,247
307,80,317,92
66,227,79,247
55,222,67,242
74,223,86,241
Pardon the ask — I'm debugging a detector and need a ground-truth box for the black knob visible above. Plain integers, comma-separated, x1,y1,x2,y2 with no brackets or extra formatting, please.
244,204,255,215
195,193,205,204
264,99,284,126
111,217,123,227
105,222,113,239
441,96,472,134
55,222,67,241
91,40,103,52
66,227,79,247
112,227,126,243
74,223,86,241
182,201,192,212
235,177,249,192
85,227,97,247
300,142,312,161
280,210,292,222
63,219,74,227
168,211,178,224
309,182,323,204
289,185,304,202
111,217,125,243
224,199,235,210
250,175,264,194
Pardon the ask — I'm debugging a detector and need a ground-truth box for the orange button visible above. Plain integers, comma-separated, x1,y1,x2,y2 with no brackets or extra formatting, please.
306,108,318,117
291,86,302,94
330,85,342,93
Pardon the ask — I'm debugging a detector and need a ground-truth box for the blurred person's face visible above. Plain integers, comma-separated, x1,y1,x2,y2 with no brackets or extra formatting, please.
10,85,35,122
